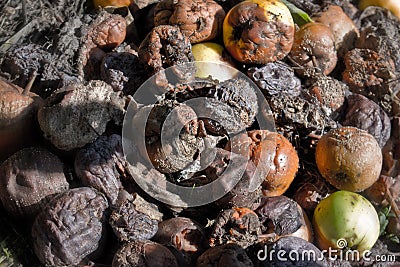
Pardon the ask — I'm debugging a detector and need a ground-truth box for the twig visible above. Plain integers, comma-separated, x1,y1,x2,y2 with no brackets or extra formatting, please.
383,176,400,219
23,71,36,95
21,0,27,26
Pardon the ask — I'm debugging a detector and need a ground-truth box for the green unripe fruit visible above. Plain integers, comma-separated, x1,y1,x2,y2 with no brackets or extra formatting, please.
313,191,379,253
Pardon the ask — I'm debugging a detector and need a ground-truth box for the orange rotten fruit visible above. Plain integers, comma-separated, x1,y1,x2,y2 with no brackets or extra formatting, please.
223,0,295,64
228,130,299,197
93,0,131,8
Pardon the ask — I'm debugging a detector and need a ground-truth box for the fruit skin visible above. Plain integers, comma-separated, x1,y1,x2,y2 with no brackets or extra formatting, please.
359,0,400,19
93,0,131,7
223,0,294,64
228,130,299,197
290,22,337,76
191,42,236,79
312,5,359,57
315,127,382,192
313,191,380,253
0,80,43,161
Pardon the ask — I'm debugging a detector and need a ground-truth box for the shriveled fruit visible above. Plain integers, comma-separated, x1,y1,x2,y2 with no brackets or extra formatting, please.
154,0,225,43
196,244,253,267
255,196,313,243
31,187,109,266
316,127,382,192
313,190,380,253
209,207,261,248
112,240,179,267
223,0,294,64
0,147,69,219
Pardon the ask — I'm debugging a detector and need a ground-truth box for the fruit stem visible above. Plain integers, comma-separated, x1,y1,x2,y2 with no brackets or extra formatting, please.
23,71,37,95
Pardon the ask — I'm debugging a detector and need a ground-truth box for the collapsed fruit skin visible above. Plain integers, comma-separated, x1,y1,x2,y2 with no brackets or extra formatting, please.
223,0,294,64
313,190,380,254
315,126,382,192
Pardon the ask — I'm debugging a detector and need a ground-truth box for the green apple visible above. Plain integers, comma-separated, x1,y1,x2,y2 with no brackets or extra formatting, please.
313,191,380,254
191,42,237,80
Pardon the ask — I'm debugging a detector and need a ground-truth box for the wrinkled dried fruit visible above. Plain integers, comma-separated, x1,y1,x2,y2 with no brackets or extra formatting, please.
342,48,397,113
75,134,125,205
141,101,202,173
38,80,125,150
187,148,263,208
100,50,147,94
356,7,400,73
196,243,254,267
268,94,338,138
169,77,259,134
138,25,195,84
305,74,347,116
109,191,159,242
0,147,69,218
316,127,383,192
342,94,391,148
32,187,108,266
154,0,225,43
153,217,207,264
89,12,127,50
247,61,302,98
112,240,179,267
255,196,312,243
210,207,261,248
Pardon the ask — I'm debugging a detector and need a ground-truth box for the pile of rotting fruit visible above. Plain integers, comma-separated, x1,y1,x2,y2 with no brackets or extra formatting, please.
0,0,399,266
